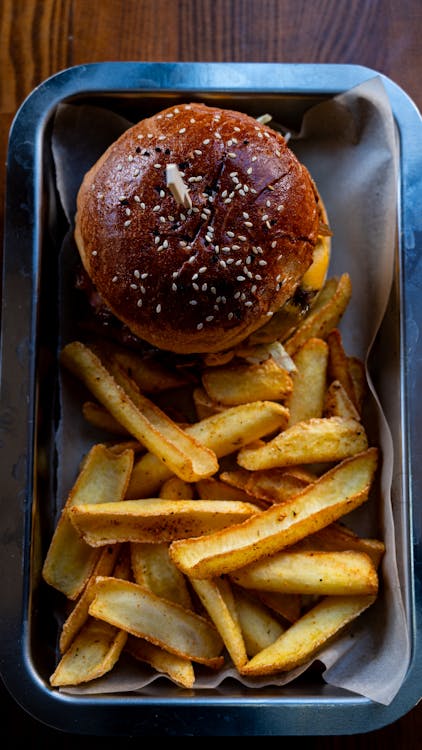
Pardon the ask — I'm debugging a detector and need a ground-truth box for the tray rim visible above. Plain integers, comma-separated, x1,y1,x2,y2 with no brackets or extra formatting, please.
1,61,421,736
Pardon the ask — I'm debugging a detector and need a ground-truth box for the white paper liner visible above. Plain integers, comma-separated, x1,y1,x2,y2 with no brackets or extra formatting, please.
50,77,409,705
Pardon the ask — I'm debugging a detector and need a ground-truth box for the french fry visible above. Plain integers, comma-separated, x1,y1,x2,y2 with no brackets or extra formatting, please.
232,588,285,657
89,576,224,667
111,347,192,393
327,329,358,407
60,341,218,483
253,592,302,624
159,476,195,499
193,386,226,420
42,444,133,599
196,476,253,503
69,499,260,546
348,356,367,415
284,274,352,356
201,357,293,406
323,380,361,420
169,448,378,578
125,636,195,689
297,523,385,568
240,595,376,676
82,401,130,435
59,544,121,654
190,577,248,669
50,618,127,686
130,542,193,609
220,467,314,505
126,401,289,498
237,417,368,470
287,338,328,425
230,549,378,595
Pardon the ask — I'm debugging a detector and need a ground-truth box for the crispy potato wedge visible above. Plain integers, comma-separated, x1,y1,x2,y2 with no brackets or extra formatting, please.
231,549,378,595
111,347,191,393
169,449,378,578
240,594,376,675
82,401,130,435
61,342,218,483
201,357,293,406
59,544,121,654
125,636,195,688
220,467,314,505
323,380,361,420
327,329,358,408
159,476,195,499
126,401,289,499
238,417,368,470
42,444,133,599
253,592,302,624
297,523,385,568
50,618,127,686
89,577,224,667
196,476,253,503
130,542,193,609
287,338,329,425
232,588,285,657
348,356,367,415
190,577,248,669
193,386,227,420
69,499,260,546
284,274,352,357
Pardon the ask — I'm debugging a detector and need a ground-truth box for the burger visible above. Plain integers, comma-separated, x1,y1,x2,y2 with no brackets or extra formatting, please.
74,103,331,355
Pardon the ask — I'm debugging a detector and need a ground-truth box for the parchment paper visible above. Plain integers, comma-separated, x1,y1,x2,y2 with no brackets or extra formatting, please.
51,77,409,705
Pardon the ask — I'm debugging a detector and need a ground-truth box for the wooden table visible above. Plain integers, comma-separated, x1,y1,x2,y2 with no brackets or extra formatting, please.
1,0,421,743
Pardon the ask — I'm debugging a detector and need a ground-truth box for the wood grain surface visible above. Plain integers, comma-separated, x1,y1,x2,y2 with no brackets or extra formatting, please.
1,0,421,742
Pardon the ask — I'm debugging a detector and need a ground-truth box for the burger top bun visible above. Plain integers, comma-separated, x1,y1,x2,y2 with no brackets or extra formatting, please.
75,103,327,354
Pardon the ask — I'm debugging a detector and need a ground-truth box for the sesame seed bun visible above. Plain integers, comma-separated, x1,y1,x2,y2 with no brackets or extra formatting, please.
75,103,330,354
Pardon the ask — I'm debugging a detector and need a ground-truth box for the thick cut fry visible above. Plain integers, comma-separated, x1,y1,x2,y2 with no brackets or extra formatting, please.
125,636,195,688
238,417,368,470
284,274,352,356
50,618,127,686
297,523,385,568
159,476,195,499
231,550,378,595
126,401,289,498
193,387,227,420
196,476,252,503
169,449,378,578
131,542,193,609
111,348,191,393
59,544,121,654
240,595,376,675
83,401,130,434
327,329,358,407
42,444,133,599
89,577,224,667
202,357,293,406
220,467,314,505
323,380,361,421
70,499,260,546
288,338,328,425
254,592,301,624
61,342,218,482
232,588,285,657
348,356,367,414
190,578,248,669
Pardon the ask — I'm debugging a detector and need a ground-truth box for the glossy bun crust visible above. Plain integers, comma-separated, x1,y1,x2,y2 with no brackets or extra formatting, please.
75,103,321,353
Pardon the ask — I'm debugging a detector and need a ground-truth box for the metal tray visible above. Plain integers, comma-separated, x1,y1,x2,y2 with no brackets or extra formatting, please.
0,63,421,736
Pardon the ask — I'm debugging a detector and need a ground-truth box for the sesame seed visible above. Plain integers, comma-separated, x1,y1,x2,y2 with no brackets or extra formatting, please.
251,284,257,293
116,164,123,171
128,155,134,162
271,241,277,248
277,204,285,211
189,300,198,305
201,212,208,220
199,266,207,273
179,240,187,247
215,132,222,139
168,215,174,222
255,274,262,280
172,283,177,291
228,152,237,158
219,260,227,268
247,167,253,175
134,195,141,202
158,134,166,141
203,138,210,145
134,269,140,278
190,118,196,123
237,275,246,281
159,190,165,198
251,155,257,162
268,185,275,191
154,163,161,169
163,240,169,249
124,220,131,227
141,273,148,279
224,198,232,204
238,235,247,241
118,195,127,202
228,312,234,320
156,304,161,313
91,250,97,256
206,315,214,322
140,202,146,209
194,149,202,156
227,231,235,238
159,216,166,223
211,287,216,294
192,282,199,291
244,221,253,228
234,126,240,132
257,132,263,139
202,283,207,291
133,168,140,177
192,273,198,280
232,245,240,251
148,133,154,138
197,323,204,330
180,213,186,221
243,212,249,219
153,204,161,212
276,149,281,157
205,235,213,243
154,236,161,245
226,258,234,264
179,127,186,134
112,276,118,282
130,283,137,290
259,259,268,266
137,299,143,307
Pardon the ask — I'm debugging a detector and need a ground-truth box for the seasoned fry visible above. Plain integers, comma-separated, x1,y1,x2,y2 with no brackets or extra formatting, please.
201,357,293,406
327,329,357,407
253,592,301,624
323,380,361,420
61,341,218,483
50,618,127,686
220,467,314,505
240,595,376,675
89,576,224,667
59,544,121,654
232,588,285,656
230,549,378,595
237,417,368,470
196,476,252,503
126,401,289,498
348,356,367,415
159,476,195,499
169,449,378,578
126,636,195,689
111,347,191,393
42,444,133,599
287,338,328,425
190,577,248,669
131,542,193,609
297,523,385,568
284,274,352,356
69,498,260,546
82,401,130,435
193,386,226,420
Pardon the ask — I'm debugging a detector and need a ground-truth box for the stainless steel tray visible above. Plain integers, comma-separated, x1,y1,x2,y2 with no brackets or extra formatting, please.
1,62,421,736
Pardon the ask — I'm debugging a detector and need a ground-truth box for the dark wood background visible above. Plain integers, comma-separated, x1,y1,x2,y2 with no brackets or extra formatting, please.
1,0,421,743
